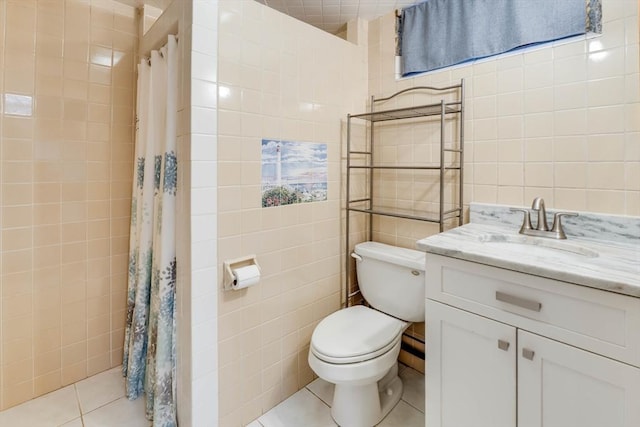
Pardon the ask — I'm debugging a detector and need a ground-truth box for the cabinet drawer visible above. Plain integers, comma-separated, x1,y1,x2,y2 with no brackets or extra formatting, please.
426,253,640,367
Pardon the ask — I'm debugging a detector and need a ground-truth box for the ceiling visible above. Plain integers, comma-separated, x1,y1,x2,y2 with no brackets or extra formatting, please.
116,0,420,35
253,0,420,34
116,0,172,8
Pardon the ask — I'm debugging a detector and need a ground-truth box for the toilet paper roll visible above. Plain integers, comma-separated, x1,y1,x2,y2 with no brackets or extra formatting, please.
232,265,260,290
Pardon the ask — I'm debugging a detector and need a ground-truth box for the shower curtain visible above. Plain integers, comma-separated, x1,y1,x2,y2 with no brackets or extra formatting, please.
123,35,178,427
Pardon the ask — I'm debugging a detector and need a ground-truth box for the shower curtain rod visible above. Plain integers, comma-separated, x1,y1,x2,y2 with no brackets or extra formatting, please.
143,34,178,65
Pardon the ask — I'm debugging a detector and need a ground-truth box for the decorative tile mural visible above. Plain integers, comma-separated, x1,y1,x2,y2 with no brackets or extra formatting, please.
261,139,328,207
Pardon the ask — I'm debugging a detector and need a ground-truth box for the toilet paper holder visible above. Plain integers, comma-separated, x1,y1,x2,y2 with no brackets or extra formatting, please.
223,255,261,290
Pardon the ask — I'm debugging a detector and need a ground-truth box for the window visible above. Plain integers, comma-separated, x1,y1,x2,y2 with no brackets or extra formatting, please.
398,0,602,77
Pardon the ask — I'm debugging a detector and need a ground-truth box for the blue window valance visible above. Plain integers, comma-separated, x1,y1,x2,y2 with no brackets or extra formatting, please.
399,0,602,77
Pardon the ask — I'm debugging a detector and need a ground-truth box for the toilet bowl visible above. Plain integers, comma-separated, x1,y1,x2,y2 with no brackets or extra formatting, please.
309,305,408,427
308,242,425,427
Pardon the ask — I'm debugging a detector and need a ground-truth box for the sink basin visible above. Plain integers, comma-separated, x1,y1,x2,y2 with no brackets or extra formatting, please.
477,233,599,258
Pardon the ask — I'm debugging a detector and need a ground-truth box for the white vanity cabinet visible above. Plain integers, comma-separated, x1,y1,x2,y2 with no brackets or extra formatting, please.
425,253,640,427
517,330,640,427
427,300,516,427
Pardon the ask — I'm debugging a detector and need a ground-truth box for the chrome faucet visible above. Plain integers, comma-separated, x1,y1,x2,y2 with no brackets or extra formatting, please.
511,197,578,239
531,197,549,231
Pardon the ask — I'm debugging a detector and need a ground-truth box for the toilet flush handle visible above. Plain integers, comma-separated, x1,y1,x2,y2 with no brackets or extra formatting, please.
350,252,363,262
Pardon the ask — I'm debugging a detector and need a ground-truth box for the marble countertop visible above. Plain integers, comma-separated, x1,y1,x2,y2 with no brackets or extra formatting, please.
417,222,640,298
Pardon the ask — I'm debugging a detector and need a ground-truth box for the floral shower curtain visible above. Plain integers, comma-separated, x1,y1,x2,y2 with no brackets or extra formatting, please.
123,35,178,427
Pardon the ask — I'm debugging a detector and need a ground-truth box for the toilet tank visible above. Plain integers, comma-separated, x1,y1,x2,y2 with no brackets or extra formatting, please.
353,241,426,322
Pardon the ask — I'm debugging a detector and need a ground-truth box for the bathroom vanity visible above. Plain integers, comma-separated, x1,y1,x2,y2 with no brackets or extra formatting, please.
417,204,640,427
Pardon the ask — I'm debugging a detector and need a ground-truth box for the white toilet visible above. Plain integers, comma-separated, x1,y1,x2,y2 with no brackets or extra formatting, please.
308,241,425,427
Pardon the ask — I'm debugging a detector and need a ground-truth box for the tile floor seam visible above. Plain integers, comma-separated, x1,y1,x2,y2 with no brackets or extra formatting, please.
83,395,137,417
72,384,85,426
399,397,425,414
1,372,148,427
305,385,332,409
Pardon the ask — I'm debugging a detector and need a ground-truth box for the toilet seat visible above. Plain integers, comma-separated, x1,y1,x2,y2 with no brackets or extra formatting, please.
310,306,407,364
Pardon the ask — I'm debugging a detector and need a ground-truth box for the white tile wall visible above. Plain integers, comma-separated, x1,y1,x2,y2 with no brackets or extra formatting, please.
368,0,640,220
188,1,219,426
0,0,138,410
215,2,368,426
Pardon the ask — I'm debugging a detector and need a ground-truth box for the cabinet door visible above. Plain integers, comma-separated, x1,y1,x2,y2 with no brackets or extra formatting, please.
518,330,640,427
426,300,516,427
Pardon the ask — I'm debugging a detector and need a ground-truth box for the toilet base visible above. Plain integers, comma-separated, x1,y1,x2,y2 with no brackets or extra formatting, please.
331,364,404,427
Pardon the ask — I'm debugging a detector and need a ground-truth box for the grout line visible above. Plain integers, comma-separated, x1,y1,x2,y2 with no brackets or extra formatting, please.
398,367,426,414
305,385,332,409
399,396,425,415
303,386,339,427
72,384,84,423
81,395,129,417
76,372,129,419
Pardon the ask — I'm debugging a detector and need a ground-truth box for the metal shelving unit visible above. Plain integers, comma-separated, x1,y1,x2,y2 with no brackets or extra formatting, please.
345,80,465,306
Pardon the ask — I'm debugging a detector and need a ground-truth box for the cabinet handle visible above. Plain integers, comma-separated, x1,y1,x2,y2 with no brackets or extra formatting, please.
522,348,535,360
495,291,542,312
498,340,510,351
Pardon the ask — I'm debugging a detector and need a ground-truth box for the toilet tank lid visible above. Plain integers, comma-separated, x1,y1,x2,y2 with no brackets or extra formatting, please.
354,241,425,271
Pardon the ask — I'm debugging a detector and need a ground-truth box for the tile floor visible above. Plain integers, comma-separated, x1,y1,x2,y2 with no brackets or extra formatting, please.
0,367,150,427
0,364,424,427
249,364,425,427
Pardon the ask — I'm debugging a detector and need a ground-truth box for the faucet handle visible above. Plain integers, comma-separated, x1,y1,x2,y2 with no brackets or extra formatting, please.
510,208,533,233
550,212,578,239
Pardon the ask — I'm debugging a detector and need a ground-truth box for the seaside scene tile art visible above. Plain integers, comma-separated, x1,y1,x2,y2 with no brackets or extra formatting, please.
261,139,328,207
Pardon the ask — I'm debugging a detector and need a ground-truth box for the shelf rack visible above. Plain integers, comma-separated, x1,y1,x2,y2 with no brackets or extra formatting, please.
345,80,465,307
